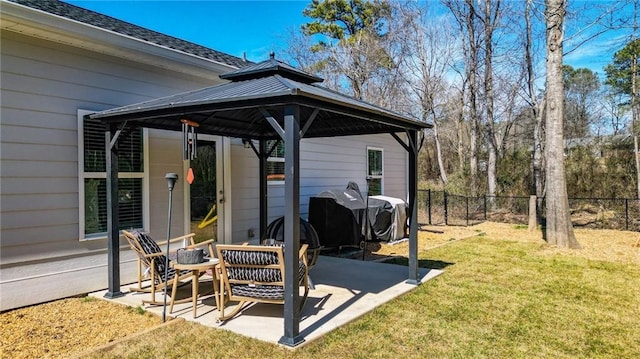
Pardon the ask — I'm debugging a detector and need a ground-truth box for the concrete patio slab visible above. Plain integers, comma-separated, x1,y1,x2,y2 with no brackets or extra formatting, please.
91,255,443,347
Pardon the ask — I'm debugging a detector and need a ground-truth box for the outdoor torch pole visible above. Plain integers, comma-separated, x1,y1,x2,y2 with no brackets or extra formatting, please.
163,173,178,322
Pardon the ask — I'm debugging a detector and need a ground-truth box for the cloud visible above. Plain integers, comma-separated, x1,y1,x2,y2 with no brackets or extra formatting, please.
564,33,630,74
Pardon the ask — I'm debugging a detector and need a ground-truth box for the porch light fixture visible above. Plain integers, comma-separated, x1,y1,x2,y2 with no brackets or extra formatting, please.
242,138,251,149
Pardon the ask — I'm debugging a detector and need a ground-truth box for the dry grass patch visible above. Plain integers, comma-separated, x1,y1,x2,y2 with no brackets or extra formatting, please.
471,222,640,265
371,222,640,266
0,297,161,359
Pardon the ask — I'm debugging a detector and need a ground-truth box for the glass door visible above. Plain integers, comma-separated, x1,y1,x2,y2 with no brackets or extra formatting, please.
189,138,221,242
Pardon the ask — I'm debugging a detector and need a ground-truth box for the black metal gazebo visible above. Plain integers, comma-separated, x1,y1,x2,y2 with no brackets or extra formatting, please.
89,55,431,346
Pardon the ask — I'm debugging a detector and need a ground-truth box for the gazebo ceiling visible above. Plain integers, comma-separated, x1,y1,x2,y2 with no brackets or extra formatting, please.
89,56,431,139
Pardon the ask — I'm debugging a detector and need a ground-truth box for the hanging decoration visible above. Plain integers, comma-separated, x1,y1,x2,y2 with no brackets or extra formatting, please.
182,119,199,185
187,167,195,185
181,119,199,161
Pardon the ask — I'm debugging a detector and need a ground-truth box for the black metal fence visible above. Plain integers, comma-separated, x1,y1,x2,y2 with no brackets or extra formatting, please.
418,189,640,232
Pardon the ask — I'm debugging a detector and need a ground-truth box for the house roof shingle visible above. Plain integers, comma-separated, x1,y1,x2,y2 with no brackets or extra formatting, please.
8,0,249,69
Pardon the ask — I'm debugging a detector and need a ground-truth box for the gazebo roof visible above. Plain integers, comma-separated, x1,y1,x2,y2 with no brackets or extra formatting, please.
89,56,431,139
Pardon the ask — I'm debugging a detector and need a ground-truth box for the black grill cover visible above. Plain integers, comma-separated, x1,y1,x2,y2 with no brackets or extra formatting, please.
308,189,366,247
366,196,407,241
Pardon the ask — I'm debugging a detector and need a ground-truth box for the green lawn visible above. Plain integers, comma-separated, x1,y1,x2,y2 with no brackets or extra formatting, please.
88,236,640,359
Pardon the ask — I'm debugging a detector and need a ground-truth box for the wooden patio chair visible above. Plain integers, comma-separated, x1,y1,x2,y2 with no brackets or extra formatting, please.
215,243,309,321
122,230,215,306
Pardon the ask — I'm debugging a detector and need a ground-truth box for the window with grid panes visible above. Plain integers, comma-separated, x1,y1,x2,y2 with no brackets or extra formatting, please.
80,116,144,238
266,140,285,182
367,147,383,195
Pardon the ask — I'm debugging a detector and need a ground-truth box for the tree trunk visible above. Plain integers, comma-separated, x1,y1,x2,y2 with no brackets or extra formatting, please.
487,138,497,205
525,0,546,213
634,119,640,200
533,98,546,213
483,0,499,207
632,40,640,200
433,118,449,185
467,0,479,195
544,0,580,248
457,89,466,171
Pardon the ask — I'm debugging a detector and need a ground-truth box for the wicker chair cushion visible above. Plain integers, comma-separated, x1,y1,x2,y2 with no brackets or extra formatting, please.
230,284,285,300
221,249,280,265
228,261,307,300
130,230,188,283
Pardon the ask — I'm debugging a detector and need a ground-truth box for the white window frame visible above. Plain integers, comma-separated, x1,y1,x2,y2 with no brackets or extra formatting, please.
77,109,150,241
367,146,384,195
267,139,285,185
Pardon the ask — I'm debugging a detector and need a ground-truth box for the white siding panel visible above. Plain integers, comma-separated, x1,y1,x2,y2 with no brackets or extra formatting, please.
1,33,214,98
1,193,77,212
1,176,76,194
0,108,78,130
227,134,409,242
2,207,77,230
0,233,133,264
1,123,77,146
0,254,138,311
1,142,76,162
229,144,259,242
1,73,149,111
1,223,77,244
0,31,219,310
147,132,186,237
1,159,77,177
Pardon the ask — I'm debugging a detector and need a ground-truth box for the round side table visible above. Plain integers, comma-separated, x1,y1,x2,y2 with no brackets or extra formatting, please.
170,258,220,318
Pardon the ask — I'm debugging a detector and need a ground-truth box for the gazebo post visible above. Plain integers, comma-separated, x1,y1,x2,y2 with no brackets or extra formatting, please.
279,104,304,347
259,139,268,238
104,123,124,298
407,130,420,285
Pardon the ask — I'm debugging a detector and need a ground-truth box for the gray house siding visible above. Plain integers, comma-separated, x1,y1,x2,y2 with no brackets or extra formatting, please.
228,135,408,243
1,7,411,311
0,30,222,310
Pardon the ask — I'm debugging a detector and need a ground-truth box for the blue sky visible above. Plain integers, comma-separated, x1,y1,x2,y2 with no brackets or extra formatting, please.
66,0,633,76
67,0,310,62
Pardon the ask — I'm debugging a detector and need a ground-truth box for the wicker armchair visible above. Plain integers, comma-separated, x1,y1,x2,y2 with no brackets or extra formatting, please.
122,230,215,306
215,243,309,321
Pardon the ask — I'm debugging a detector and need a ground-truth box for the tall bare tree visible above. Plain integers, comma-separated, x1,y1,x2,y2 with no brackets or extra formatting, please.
605,1,640,200
524,0,546,212
544,0,580,248
478,0,501,203
398,3,456,185
563,65,601,140
445,0,481,194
